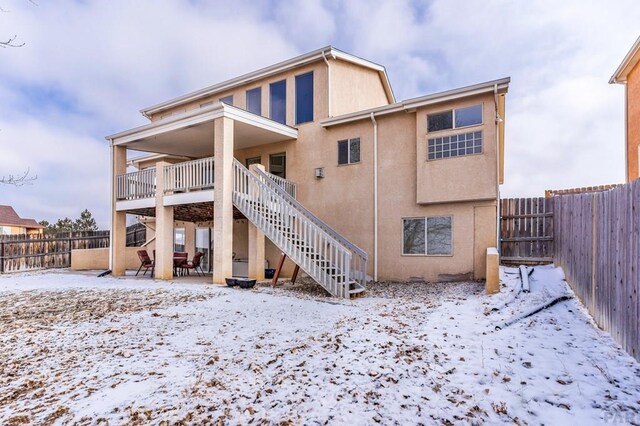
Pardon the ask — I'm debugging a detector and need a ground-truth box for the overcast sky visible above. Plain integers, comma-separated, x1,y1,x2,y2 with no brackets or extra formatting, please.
0,0,638,228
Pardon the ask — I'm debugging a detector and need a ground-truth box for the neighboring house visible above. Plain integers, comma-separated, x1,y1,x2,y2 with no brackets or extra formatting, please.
0,205,44,235
107,46,509,297
610,35,640,182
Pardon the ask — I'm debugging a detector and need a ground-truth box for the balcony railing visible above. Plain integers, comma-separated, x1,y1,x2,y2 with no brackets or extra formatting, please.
116,168,156,200
164,157,215,193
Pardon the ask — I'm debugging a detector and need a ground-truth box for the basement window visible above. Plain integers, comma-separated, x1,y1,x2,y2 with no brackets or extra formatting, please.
337,138,360,165
427,104,482,132
403,216,452,256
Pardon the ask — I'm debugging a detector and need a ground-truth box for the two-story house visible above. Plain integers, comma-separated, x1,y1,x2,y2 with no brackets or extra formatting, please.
107,46,509,298
610,35,640,182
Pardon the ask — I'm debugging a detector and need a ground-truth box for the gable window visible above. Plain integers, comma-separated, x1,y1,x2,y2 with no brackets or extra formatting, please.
403,216,452,256
295,72,313,124
337,138,360,165
246,87,261,115
270,80,286,125
220,95,233,106
427,104,482,132
428,131,482,160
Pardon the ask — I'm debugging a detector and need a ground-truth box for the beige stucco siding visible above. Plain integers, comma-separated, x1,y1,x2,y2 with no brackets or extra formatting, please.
330,59,390,117
416,94,498,204
149,62,329,127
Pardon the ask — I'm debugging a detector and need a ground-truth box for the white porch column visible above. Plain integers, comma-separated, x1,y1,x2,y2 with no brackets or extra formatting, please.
213,117,234,283
110,145,127,276
155,161,174,279
248,164,265,280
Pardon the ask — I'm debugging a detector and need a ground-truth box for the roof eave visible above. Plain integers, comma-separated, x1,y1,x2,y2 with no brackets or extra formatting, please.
610,35,640,85
140,46,397,117
320,77,510,128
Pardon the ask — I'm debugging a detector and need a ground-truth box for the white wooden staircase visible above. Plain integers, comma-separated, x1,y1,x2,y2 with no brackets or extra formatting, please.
232,159,367,298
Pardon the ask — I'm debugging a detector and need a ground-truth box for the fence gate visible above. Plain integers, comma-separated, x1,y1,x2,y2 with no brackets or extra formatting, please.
500,197,554,264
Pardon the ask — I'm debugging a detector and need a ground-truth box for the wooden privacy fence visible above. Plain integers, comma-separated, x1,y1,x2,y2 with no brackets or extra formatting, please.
0,231,110,273
126,223,146,247
554,179,640,361
500,197,554,264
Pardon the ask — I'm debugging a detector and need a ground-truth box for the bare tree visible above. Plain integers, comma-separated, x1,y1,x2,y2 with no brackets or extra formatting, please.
0,168,37,186
0,34,24,48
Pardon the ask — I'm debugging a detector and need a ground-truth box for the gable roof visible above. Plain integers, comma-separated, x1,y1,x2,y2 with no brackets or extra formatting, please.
320,77,510,127
610,35,640,84
140,46,395,117
0,205,44,229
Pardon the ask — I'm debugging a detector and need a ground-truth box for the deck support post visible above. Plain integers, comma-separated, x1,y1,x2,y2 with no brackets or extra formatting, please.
110,145,127,276
155,161,174,279
213,117,234,284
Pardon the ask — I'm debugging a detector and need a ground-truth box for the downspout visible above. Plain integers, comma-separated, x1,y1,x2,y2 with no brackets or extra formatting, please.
370,112,378,281
493,84,501,252
322,51,332,117
108,140,114,271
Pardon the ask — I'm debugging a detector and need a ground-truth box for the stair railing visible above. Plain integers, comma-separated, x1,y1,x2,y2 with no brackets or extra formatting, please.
255,166,368,291
233,159,356,298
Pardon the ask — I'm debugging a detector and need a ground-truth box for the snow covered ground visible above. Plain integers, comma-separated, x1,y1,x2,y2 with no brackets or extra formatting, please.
0,266,639,425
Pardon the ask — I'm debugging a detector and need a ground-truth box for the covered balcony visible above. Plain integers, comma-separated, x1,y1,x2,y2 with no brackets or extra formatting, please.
107,102,297,283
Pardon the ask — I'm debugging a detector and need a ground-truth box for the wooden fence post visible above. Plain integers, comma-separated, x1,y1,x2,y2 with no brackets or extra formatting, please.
0,240,4,274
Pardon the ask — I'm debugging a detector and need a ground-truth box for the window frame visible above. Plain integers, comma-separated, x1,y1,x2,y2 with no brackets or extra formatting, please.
295,71,314,125
245,156,262,168
401,216,453,257
246,87,262,115
269,79,287,125
337,138,361,166
427,131,483,161
427,103,483,134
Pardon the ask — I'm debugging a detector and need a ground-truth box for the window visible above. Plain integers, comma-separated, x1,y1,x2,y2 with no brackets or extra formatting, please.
295,72,313,124
269,153,286,178
428,131,482,160
403,216,452,256
200,101,214,108
270,80,286,124
246,156,261,168
246,87,261,115
0,226,10,235
337,138,360,165
174,228,185,252
220,95,233,106
427,104,482,132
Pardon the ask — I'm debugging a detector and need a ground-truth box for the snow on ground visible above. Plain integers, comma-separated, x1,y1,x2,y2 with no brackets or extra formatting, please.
0,266,639,425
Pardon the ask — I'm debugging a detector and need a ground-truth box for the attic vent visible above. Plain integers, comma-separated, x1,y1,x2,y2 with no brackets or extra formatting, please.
315,167,325,178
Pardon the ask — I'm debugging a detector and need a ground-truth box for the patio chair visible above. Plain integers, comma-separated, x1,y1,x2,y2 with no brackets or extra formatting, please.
182,252,205,276
173,252,188,276
136,250,154,276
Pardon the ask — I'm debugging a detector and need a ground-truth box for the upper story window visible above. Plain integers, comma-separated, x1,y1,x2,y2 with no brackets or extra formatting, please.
338,138,360,165
428,131,482,160
270,80,287,125
246,87,261,115
427,104,482,132
295,72,314,124
220,95,233,106
200,101,214,108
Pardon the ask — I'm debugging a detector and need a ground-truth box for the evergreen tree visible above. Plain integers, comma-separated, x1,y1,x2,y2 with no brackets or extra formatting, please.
75,209,98,231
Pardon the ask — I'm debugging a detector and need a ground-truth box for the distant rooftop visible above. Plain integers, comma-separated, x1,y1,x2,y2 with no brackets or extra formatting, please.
0,205,43,228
